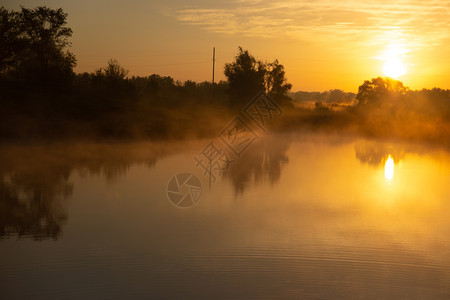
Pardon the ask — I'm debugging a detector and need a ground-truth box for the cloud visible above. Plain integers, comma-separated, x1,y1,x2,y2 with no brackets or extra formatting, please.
174,0,450,51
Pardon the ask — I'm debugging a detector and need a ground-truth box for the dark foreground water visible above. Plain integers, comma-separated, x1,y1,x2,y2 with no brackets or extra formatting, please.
1,133,449,299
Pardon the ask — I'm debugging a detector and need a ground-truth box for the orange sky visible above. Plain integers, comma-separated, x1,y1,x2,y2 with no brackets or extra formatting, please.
5,0,450,92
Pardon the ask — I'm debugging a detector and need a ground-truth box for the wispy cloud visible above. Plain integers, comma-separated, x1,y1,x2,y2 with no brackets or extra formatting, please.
174,0,450,51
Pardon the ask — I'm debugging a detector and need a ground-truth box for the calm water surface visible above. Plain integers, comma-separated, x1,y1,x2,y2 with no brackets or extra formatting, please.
1,134,449,299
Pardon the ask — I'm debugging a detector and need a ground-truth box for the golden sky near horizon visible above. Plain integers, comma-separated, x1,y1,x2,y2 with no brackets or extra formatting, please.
4,0,450,92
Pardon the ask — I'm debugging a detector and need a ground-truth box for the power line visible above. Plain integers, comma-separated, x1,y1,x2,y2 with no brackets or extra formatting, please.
77,60,211,68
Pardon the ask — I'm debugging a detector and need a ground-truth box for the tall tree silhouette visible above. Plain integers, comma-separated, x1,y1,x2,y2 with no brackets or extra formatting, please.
0,8,22,78
224,47,292,108
224,47,266,107
0,6,76,85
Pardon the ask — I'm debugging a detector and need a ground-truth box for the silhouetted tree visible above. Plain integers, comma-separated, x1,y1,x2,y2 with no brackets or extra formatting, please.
224,47,266,107
265,59,292,102
0,8,22,78
99,59,129,80
314,101,331,112
356,77,407,106
224,47,292,108
0,6,76,85
89,59,132,102
289,90,356,107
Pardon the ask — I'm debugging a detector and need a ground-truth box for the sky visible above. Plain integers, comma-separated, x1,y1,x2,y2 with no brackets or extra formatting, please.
4,0,450,92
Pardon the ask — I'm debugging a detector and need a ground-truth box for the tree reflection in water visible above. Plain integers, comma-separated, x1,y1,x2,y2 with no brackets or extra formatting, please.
354,142,405,166
224,135,290,195
0,142,178,240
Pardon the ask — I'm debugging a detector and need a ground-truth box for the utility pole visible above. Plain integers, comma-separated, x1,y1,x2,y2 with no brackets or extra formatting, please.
212,47,215,101
212,47,215,85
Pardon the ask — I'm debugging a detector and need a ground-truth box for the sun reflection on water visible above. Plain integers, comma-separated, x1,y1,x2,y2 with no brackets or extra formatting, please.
384,155,394,183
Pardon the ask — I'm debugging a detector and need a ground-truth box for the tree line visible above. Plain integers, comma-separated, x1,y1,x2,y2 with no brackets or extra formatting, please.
1,6,449,143
0,6,296,140
0,6,292,103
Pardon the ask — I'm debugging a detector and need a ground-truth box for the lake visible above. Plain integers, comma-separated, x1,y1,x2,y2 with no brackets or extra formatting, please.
1,133,449,299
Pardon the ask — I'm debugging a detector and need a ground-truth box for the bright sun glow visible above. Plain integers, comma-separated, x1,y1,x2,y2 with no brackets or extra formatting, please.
385,155,394,182
382,44,407,78
383,59,406,78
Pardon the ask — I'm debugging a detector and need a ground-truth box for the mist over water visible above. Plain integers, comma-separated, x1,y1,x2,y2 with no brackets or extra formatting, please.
2,4,450,299
1,133,449,299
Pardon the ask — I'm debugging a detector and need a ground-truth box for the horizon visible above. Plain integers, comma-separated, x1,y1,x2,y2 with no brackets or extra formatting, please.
4,0,450,93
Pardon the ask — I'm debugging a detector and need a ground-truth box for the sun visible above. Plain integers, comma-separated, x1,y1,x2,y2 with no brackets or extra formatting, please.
383,58,406,78
381,43,407,79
